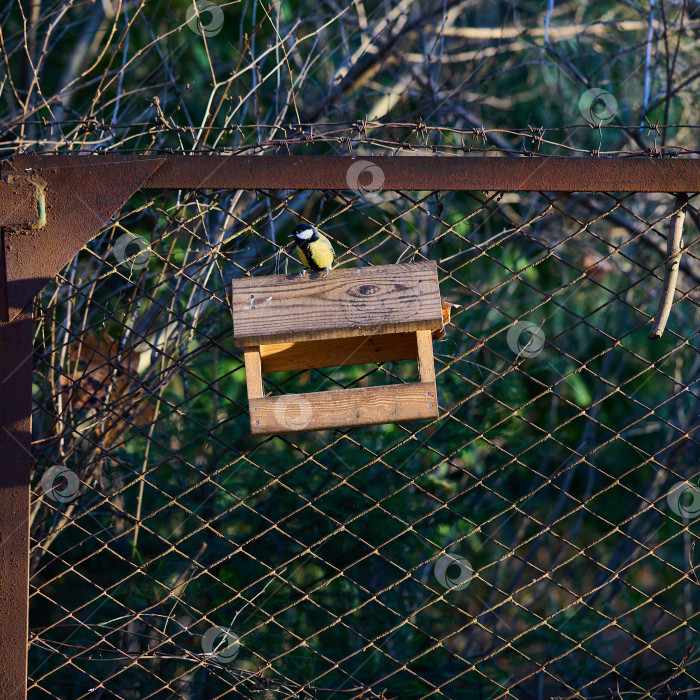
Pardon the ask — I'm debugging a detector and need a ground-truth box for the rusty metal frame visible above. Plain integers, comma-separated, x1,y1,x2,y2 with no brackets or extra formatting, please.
9,152,700,190
1,154,699,698
4,155,699,324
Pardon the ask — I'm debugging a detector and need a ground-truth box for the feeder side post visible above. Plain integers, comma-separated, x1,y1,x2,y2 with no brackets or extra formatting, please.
244,347,264,399
416,330,436,384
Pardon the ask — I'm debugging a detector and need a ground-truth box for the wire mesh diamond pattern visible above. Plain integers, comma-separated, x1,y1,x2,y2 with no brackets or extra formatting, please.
28,184,700,698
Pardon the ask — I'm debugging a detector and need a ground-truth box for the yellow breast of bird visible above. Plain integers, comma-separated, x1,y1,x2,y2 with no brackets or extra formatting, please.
297,246,311,269
305,239,335,269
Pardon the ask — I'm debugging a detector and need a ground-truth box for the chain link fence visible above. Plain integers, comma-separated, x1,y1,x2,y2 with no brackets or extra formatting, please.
28,163,700,698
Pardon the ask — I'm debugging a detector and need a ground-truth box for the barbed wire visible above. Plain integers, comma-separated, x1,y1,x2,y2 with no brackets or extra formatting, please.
3,120,700,158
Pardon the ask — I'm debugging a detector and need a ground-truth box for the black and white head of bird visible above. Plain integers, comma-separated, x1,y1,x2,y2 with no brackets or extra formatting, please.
290,224,317,246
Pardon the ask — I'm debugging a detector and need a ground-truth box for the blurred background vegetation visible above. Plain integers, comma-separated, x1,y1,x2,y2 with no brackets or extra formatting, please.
1,0,699,697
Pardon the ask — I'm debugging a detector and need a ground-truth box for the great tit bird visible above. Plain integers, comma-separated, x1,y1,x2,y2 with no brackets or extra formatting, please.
289,224,335,277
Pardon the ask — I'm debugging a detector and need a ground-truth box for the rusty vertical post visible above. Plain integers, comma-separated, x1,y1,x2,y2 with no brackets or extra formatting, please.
0,157,165,700
0,308,33,699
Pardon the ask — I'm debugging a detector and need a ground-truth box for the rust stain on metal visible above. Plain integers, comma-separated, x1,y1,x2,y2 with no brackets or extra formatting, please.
0,157,165,322
0,174,46,231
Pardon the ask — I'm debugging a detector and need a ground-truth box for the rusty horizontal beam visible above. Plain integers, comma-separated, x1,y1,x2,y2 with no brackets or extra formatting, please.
5,154,700,192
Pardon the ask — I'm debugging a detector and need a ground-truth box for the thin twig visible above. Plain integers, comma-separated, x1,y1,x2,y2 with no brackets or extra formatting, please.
649,194,687,339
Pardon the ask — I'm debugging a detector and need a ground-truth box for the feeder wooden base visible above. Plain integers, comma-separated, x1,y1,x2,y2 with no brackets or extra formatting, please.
248,381,438,435
241,328,438,435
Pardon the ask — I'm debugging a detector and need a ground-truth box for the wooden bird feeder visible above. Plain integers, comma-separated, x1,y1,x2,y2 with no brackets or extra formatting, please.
232,261,443,435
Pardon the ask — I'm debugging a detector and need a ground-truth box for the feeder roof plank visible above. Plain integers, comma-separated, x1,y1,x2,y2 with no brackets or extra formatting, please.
232,261,442,345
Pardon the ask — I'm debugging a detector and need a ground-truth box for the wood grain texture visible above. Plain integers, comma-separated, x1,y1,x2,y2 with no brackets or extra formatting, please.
243,347,263,399
232,262,441,345
260,332,418,372
416,330,436,383
249,382,438,435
